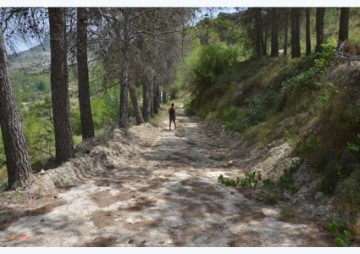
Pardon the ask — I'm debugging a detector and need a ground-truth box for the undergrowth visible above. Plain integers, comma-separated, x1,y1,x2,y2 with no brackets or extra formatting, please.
218,161,302,204
327,217,355,247
183,34,360,238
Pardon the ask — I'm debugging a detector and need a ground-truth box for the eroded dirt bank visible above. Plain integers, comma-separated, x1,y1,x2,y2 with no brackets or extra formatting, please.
0,105,332,247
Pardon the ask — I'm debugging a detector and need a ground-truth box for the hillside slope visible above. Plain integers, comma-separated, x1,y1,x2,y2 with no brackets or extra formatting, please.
184,44,360,245
8,37,51,72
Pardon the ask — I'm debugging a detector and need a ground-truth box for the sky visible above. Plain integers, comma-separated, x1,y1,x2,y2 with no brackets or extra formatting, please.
1,0,360,7
2,0,360,52
4,7,238,53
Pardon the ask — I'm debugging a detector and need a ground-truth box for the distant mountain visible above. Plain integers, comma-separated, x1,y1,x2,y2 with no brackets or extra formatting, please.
8,36,51,73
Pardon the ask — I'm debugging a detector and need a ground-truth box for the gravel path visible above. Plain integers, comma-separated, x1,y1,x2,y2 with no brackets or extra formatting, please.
0,105,331,247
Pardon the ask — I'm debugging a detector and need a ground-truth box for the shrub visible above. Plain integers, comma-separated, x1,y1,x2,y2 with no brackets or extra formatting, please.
279,206,294,221
216,107,249,132
188,45,238,110
218,171,262,188
321,162,345,194
327,218,355,247
337,165,360,218
279,160,301,194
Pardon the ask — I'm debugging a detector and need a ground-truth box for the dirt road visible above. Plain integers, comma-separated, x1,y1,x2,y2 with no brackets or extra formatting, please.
0,105,331,247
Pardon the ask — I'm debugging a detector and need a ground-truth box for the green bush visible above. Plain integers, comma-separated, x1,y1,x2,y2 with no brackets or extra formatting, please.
321,162,345,194
188,45,238,102
216,107,249,132
337,165,360,216
296,136,319,154
327,218,354,247
279,160,301,194
218,171,262,188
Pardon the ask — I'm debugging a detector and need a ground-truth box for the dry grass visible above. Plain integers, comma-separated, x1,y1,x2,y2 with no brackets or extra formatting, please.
0,166,7,190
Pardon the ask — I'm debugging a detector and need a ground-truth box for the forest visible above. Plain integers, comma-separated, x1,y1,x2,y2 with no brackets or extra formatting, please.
0,7,360,247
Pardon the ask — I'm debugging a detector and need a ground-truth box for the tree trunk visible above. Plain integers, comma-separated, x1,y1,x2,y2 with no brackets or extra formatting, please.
76,8,95,140
270,8,279,57
338,8,350,43
315,8,325,53
153,82,160,114
128,82,144,125
162,90,167,103
142,82,150,122
284,9,288,56
49,8,75,166
291,8,301,58
254,8,263,57
0,32,33,189
119,10,129,128
305,8,311,56
263,29,268,56
149,74,155,117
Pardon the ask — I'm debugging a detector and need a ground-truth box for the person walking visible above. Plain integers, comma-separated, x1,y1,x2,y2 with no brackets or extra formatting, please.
168,103,176,130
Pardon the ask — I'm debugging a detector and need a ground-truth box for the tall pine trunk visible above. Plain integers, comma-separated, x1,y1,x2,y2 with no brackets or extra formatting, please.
284,9,288,56
142,82,150,122
0,32,33,189
315,8,325,53
129,82,144,125
263,29,268,56
254,8,263,57
153,82,160,114
270,8,279,57
119,10,129,128
76,8,95,140
291,8,301,58
49,8,75,166
162,90,167,103
143,67,155,121
305,8,311,56
338,8,350,44
149,75,155,117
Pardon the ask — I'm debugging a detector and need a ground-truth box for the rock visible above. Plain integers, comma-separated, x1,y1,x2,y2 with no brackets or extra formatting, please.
227,160,234,166
314,192,324,201
39,169,46,175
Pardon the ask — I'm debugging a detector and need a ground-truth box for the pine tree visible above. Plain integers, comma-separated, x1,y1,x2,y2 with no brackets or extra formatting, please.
305,8,311,56
49,8,75,165
270,8,279,57
77,8,95,140
315,8,325,53
0,32,33,188
291,8,301,58
338,8,350,43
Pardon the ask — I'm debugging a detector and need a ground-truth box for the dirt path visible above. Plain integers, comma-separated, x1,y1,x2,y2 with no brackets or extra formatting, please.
0,105,331,247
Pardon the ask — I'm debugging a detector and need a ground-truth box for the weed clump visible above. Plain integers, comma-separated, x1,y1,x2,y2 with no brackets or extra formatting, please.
218,161,301,204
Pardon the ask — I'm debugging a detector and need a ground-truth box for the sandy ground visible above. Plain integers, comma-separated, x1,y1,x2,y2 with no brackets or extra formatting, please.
0,105,332,247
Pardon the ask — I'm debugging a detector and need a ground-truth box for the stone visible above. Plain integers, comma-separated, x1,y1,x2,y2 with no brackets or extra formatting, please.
314,192,324,201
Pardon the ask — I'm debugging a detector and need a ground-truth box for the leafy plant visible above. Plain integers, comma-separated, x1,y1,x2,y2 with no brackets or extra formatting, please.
297,136,319,154
321,162,345,194
218,174,240,187
327,218,354,247
262,179,276,188
240,171,262,187
218,171,262,188
337,166,360,218
347,134,360,155
279,160,301,194
279,206,294,221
